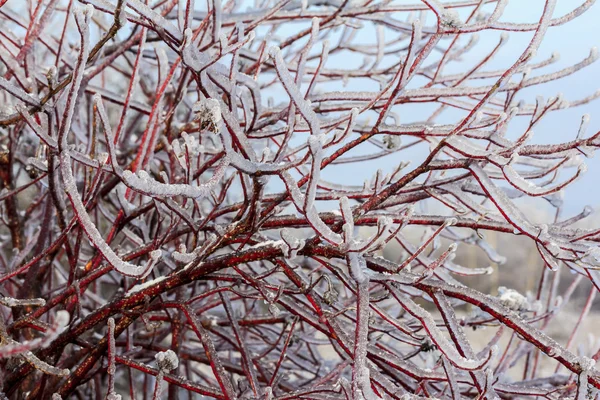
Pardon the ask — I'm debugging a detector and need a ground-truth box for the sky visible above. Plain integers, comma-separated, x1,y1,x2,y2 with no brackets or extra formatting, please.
316,0,600,218
3,0,599,218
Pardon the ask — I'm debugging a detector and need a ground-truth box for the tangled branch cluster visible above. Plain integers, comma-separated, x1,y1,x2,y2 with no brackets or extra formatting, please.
0,0,599,398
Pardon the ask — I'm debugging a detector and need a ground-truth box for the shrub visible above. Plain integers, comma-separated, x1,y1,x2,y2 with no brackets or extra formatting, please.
0,0,599,398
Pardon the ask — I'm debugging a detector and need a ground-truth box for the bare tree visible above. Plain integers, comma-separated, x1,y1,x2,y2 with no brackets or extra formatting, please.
0,0,599,398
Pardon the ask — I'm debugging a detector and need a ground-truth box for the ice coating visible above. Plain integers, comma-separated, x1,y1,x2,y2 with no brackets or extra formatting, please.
122,166,227,199
60,151,159,277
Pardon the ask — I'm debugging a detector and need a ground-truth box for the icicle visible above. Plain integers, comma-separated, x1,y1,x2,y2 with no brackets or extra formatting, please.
107,318,116,375
106,317,121,399
280,170,342,245
441,356,460,399
577,114,591,140
503,158,584,196
57,4,93,150
576,357,595,400
340,196,354,244
445,136,508,163
372,25,385,70
357,216,394,254
305,135,325,209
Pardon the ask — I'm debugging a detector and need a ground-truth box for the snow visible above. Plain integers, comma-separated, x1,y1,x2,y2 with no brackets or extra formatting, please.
127,276,167,296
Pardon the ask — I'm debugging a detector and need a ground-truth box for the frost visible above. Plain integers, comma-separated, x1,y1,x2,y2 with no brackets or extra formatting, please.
16,103,56,147
268,303,280,317
173,234,217,265
152,349,179,399
426,0,463,28
497,287,530,311
107,318,116,375
470,164,539,238
0,297,45,307
194,98,222,130
576,357,595,400
382,135,401,150
441,9,463,28
212,0,222,41
23,350,70,377
155,349,179,372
